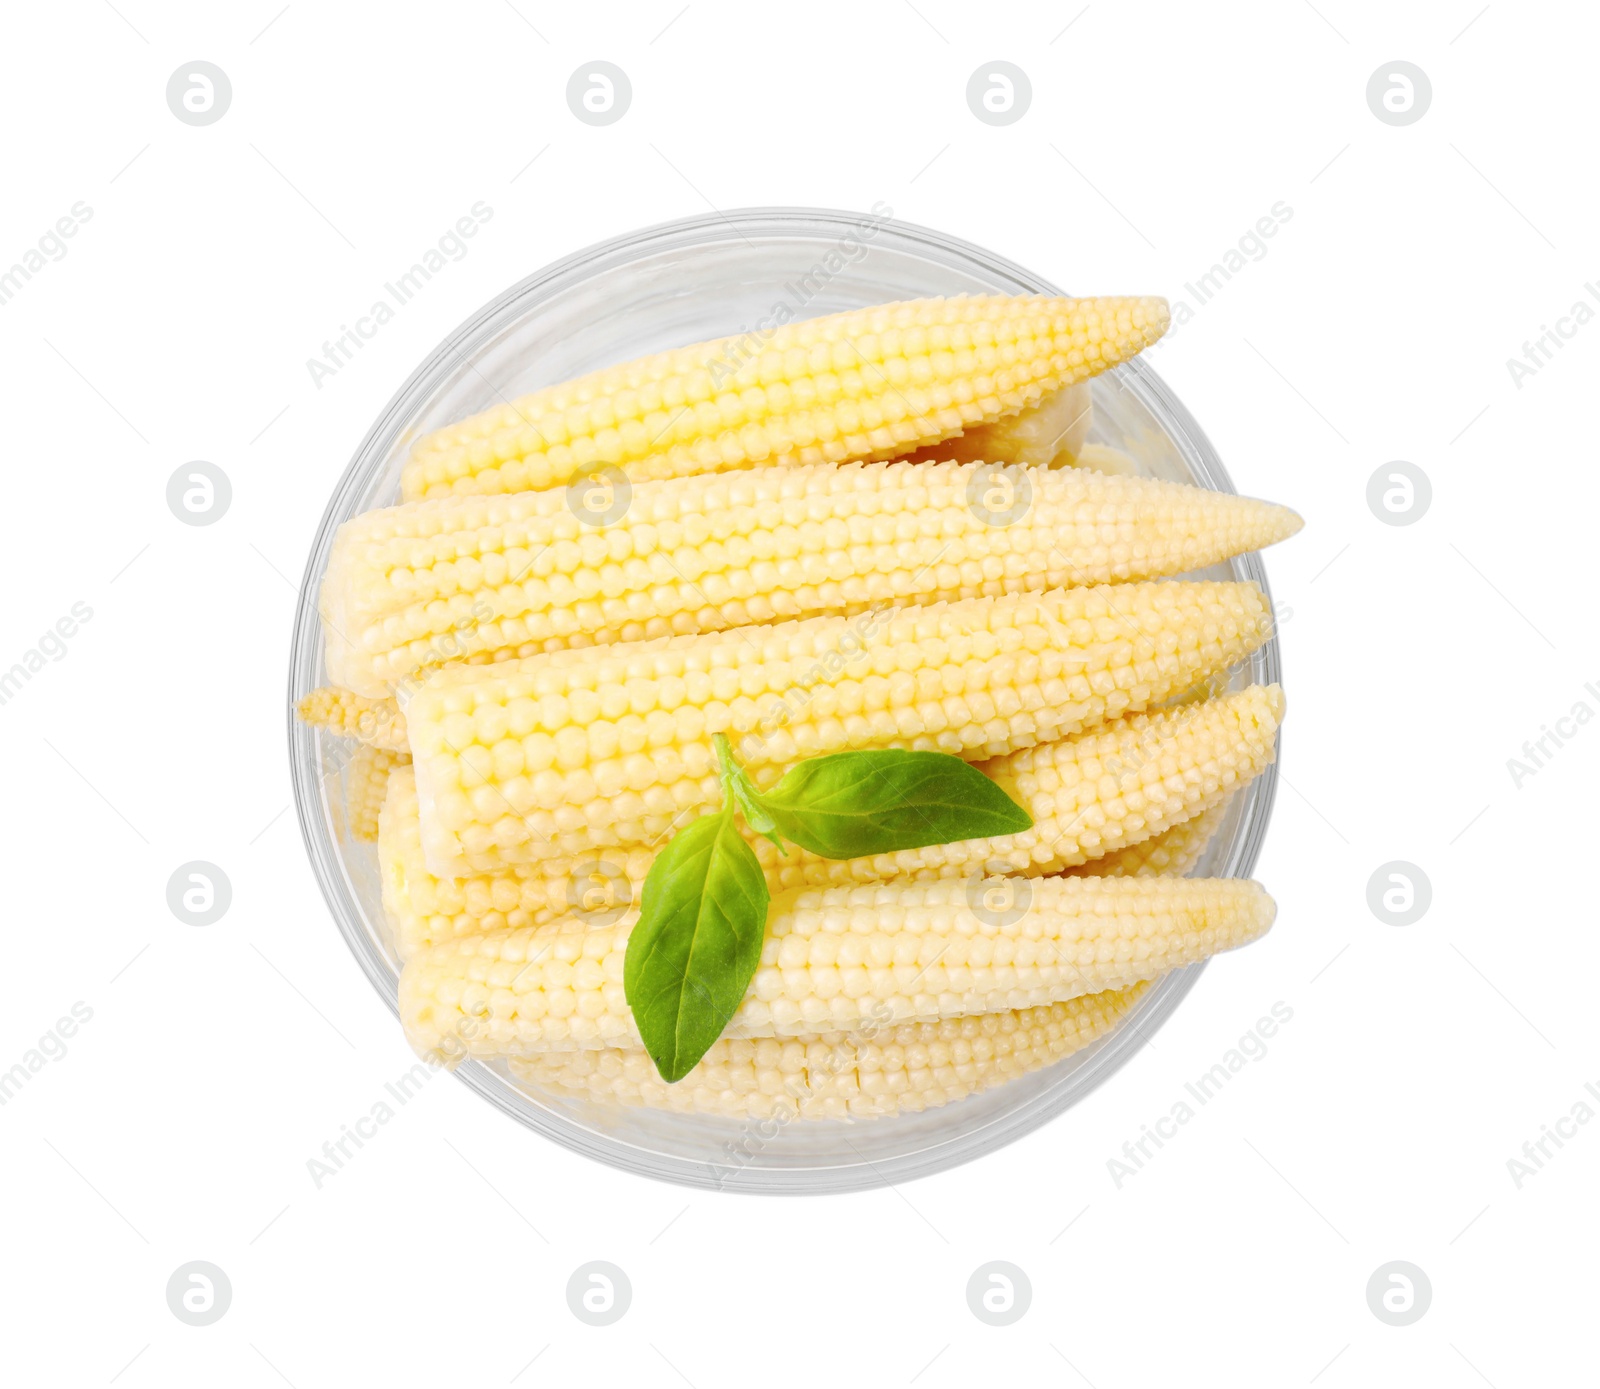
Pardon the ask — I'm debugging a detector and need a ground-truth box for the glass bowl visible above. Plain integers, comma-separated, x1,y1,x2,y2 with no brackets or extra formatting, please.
289,207,1280,1194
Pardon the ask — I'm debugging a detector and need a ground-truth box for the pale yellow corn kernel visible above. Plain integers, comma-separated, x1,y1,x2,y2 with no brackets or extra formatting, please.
321,460,1298,698
507,983,1148,1117
398,876,1275,1057
400,294,1170,501
378,766,652,961
895,381,1093,468
406,582,1274,877
297,686,408,751
346,744,410,842
756,685,1283,889
1066,799,1231,878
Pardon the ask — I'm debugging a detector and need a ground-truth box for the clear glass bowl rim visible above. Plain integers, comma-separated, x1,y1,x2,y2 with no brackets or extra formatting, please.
288,206,1280,1194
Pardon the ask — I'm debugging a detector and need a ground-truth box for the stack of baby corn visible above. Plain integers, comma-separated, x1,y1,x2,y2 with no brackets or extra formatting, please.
301,294,1299,1121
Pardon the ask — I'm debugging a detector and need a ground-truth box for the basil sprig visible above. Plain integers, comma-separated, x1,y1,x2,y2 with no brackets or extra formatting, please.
623,736,1032,1082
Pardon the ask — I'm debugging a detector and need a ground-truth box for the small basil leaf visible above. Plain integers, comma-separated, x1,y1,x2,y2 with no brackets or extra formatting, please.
623,805,770,1082
759,749,1032,859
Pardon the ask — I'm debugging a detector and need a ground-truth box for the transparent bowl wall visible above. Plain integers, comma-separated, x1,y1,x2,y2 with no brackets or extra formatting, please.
290,208,1279,1194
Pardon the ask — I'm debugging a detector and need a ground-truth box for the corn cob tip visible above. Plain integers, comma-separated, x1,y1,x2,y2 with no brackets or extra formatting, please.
297,685,409,751
296,688,334,725
1262,501,1304,546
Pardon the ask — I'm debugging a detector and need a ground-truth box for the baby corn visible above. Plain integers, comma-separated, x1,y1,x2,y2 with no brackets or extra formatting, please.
320,460,1299,698
345,744,409,842
379,688,1276,955
401,294,1170,501
399,876,1276,1057
508,984,1148,1119
406,582,1275,876
298,686,408,751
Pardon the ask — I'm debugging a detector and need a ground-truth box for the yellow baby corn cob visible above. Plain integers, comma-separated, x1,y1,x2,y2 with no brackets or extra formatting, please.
896,381,1093,468
298,686,408,751
1065,799,1230,878
408,582,1274,876
379,766,652,961
399,876,1275,1056
346,744,410,842
401,294,1170,501
757,684,1282,889
379,688,1274,954
380,694,1259,953
320,460,1299,699
507,983,1148,1119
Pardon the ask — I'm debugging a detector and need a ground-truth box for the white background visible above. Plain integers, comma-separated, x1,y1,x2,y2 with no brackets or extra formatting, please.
1,1,1593,1384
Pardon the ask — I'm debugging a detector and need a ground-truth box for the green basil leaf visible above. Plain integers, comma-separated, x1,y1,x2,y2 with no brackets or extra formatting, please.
623,805,770,1082
758,749,1032,859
